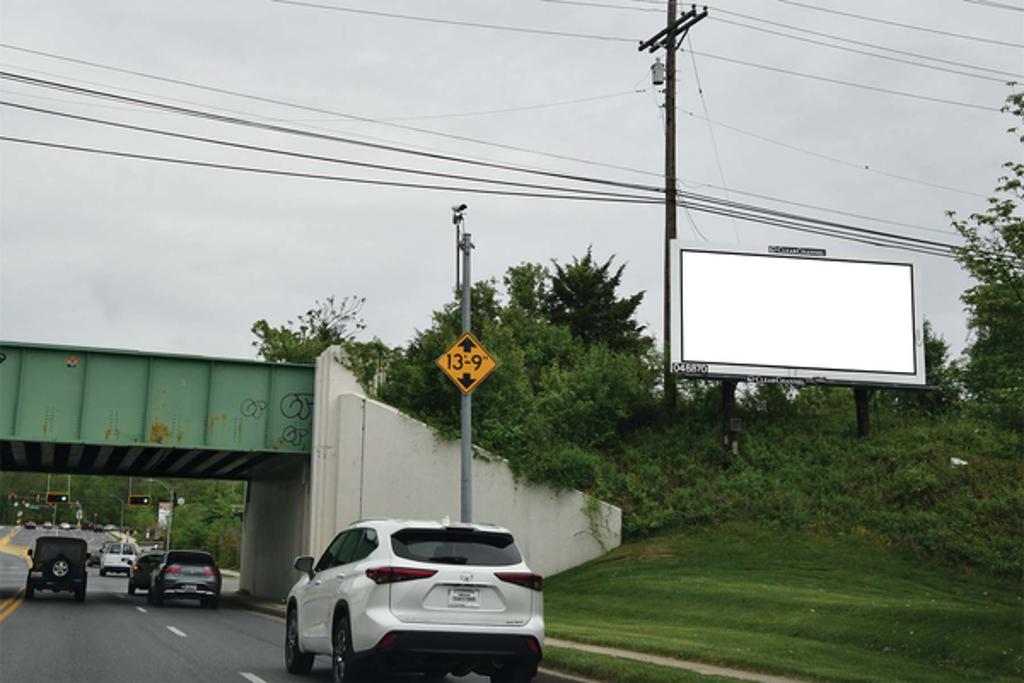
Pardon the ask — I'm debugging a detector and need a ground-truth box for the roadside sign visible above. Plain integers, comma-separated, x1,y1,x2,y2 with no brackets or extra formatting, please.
436,332,497,394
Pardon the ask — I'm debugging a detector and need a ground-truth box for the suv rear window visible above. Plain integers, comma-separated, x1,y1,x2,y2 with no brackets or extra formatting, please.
37,540,86,564
391,529,522,566
165,551,215,566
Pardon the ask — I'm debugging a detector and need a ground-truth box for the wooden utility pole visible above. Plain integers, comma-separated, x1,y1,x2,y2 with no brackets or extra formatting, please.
639,4,707,410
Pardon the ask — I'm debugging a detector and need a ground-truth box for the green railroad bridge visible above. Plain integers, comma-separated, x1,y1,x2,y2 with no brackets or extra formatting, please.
0,342,312,479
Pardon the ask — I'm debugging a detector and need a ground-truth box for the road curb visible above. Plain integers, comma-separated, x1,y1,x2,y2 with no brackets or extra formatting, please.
231,592,286,619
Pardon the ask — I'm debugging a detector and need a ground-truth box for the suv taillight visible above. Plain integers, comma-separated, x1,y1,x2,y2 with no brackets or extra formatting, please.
202,566,220,577
164,565,182,574
132,564,140,573
495,572,543,592
365,567,437,584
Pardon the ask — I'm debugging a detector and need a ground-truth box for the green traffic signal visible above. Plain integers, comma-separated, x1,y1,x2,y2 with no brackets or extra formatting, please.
127,494,151,506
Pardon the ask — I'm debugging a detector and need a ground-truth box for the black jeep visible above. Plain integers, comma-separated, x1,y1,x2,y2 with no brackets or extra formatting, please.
26,536,88,602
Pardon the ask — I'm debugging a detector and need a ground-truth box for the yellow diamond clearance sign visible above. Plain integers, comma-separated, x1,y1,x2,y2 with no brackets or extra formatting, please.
437,332,497,394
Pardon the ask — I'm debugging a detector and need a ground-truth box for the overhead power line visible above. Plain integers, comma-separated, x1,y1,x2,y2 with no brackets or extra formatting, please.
711,17,1008,83
379,88,646,122
0,68,971,244
707,7,1022,79
964,0,1024,12
0,92,958,254
545,0,1023,79
5,87,955,252
0,44,663,180
0,133,960,259
685,48,1001,112
3,61,972,236
685,39,740,242
0,83,963,254
0,70,665,194
0,99,657,202
270,0,639,42
676,106,988,199
267,5,1009,109
778,0,1024,49
0,134,658,204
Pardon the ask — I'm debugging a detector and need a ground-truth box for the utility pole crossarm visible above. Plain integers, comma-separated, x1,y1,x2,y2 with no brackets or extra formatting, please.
637,6,706,53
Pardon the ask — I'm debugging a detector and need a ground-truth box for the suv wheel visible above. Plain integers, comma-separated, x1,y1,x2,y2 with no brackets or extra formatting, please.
127,584,135,596
332,614,362,682
74,585,86,602
24,582,34,600
285,607,314,674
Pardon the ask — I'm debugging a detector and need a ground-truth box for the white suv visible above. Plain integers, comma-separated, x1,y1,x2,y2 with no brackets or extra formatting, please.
99,542,137,576
285,520,543,682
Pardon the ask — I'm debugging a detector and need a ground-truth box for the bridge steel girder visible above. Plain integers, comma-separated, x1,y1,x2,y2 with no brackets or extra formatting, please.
0,342,313,480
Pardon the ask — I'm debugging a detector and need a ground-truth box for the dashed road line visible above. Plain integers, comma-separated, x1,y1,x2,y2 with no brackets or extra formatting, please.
240,674,267,683
136,606,147,613
166,626,187,638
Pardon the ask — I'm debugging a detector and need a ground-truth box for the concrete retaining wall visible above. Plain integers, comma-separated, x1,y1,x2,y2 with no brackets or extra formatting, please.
308,347,621,578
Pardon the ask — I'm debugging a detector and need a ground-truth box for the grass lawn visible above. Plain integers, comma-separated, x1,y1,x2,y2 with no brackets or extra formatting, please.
544,525,1022,683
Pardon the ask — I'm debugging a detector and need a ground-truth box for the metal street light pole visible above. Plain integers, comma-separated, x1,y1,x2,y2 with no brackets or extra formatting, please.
107,495,125,532
147,479,176,551
452,204,473,523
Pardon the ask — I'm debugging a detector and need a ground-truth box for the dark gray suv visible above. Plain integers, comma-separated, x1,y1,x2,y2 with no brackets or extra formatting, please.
148,550,221,609
128,551,165,595
26,536,88,602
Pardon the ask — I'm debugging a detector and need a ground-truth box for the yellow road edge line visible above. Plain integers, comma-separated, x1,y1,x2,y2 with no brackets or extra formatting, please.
0,588,25,624
0,542,32,567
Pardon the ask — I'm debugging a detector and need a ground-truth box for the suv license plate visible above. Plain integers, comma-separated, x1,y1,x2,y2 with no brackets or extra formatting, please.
184,584,197,592
448,588,480,608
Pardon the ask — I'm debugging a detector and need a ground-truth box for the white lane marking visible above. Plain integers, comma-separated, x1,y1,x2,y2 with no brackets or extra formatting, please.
136,606,147,613
240,674,267,683
166,626,187,638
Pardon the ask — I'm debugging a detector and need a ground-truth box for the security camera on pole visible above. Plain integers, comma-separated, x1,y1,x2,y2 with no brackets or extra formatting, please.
437,205,498,524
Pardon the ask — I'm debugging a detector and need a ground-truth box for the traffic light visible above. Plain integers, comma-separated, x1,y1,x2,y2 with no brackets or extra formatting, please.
45,492,70,504
127,494,151,507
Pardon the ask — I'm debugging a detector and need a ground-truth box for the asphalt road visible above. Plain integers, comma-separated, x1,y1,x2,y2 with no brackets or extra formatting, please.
0,527,572,683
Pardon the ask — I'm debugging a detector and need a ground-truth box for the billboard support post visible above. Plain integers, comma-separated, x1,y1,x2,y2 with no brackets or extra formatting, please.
854,387,872,437
722,380,738,459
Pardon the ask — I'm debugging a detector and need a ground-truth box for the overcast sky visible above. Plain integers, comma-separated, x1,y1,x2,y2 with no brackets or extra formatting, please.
1,0,1021,365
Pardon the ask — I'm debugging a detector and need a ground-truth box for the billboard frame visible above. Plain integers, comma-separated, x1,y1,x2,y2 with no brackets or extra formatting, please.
669,241,927,388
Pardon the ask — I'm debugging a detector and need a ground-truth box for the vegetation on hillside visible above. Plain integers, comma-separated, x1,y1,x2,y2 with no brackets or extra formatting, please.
247,90,1023,577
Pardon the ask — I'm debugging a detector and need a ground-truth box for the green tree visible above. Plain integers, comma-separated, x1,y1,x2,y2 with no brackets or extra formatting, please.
546,247,648,354
251,295,366,364
890,321,962,415
948,89,1024,431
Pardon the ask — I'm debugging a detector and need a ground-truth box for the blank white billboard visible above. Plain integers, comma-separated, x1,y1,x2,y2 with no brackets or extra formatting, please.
672,246,924,385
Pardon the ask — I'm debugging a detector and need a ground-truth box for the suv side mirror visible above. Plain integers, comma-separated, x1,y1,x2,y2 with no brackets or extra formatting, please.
293,555,315,579
26,549,32,558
